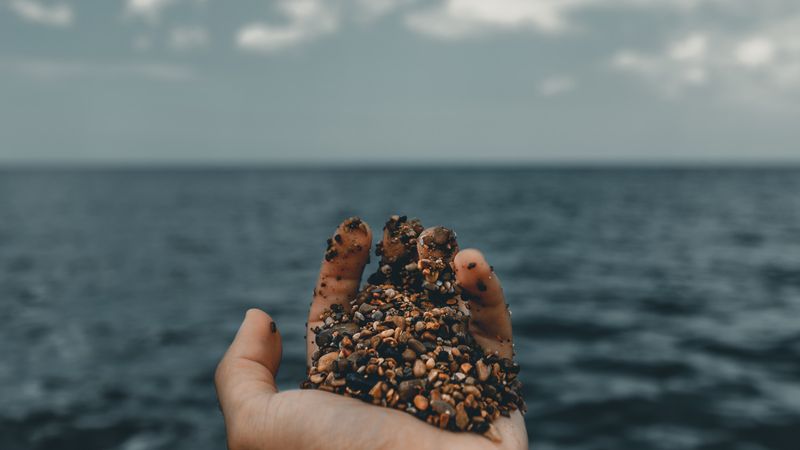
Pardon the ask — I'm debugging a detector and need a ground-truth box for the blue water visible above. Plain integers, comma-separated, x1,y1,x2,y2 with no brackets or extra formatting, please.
1,168,799,449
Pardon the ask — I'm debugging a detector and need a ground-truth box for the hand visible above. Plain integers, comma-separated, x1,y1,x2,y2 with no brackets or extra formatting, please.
215,218,528,450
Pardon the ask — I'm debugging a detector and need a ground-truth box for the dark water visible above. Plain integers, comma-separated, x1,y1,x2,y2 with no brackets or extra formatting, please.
1,168,799,450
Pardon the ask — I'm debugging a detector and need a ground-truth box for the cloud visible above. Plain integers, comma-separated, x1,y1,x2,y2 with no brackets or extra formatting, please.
735,37,776,68
8,0,73,27
0,59,196,82
169,26,209,51
668,33,708,61
538,75,577,97
612,18,800,105
612,33,711,96
236,0,338,53
401,0,728,40
405,0,577,39
125,0,175,23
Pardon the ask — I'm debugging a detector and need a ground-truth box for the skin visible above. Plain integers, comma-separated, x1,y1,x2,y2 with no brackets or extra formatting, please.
215,219,528,450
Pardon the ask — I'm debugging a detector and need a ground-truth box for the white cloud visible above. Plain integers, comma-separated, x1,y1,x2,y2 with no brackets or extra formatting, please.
0,59,195,82
236,0,338,53
538,75,577,97
735,37,776,68
8,0,73,27
169,26,209,51
669,33,708,61
405,0,577,39
612,17,800,104
125,0,174,23
401,0,732,40
612,34,711,97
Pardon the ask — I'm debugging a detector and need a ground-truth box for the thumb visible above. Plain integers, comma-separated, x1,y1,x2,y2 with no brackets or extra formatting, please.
215,308,282,414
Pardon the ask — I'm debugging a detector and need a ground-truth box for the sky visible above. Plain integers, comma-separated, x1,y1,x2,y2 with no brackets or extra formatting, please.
1,0,799,165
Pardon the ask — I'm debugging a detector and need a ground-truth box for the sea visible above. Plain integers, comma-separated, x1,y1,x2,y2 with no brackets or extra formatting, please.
1,168,799,449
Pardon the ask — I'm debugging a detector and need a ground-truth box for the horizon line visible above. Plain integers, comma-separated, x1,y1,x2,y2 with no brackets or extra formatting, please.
2,158,800,171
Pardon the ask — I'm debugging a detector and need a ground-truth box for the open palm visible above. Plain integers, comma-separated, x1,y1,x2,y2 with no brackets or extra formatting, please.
215,218,528,450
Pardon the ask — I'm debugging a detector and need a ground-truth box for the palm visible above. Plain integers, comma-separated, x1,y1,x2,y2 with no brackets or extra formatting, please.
215,218,528,450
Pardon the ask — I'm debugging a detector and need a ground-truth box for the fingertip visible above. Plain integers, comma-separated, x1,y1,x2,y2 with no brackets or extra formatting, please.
325,217,372,264
233,308,282,377
417,226,459,262
454,249,500,304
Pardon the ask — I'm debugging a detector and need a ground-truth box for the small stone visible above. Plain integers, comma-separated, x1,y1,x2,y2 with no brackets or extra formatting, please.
484,424,502,443
358,303,376,314
309,373,325,384
431,399,456,416
476,359,490,382
402,348,417,362
455,403,469,430
317,351,339,373
369,381,384,400
463,385,481,398
407,339,426,354
380,329,395,338
413,394,429,411
398,379,424,401
413,359,426,377
438,413,450,429
460,362,473,374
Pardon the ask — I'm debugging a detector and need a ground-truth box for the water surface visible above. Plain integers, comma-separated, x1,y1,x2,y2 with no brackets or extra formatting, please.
1,168,799,449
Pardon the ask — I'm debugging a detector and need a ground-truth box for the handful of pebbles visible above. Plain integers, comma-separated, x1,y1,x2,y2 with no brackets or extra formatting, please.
301,215,525,440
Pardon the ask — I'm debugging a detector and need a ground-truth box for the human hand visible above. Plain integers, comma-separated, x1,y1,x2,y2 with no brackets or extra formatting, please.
215,218,528,450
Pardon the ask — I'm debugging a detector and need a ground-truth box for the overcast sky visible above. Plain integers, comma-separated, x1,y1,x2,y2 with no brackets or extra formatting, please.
1,0,799,165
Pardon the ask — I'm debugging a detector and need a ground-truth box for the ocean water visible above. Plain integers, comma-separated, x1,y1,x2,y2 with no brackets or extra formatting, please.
1,168,799,450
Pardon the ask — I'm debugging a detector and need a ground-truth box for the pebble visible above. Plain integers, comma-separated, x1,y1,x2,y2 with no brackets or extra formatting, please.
413,394,429,411
398,379,424,401
358,303,376,314
309,373,325,384
317,351,339,373
455,403,469,430
407,339,426,354
476,359,490,382
430,399,456,416
413,359,426,377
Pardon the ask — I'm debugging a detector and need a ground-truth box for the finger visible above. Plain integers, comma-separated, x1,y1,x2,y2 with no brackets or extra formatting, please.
308,217,372,362
454,249,514,359
377,215,424,265
416,226,459,263
215,309,282,416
